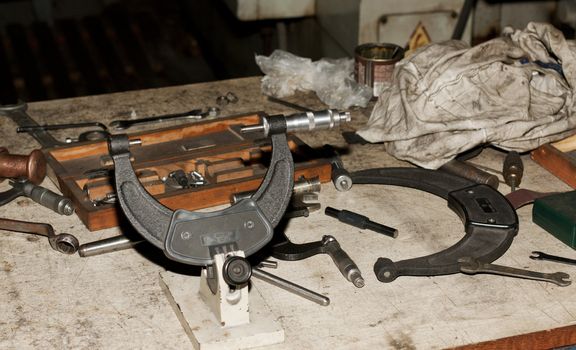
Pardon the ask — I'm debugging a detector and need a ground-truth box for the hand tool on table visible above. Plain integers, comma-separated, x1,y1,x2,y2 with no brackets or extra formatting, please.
459,256,571,287
503,151,524,192
16,121,108,133
0,147,46,184
105,110,349,314
352,168,520,282
353,168,572,286
325,206,398,238
0,179,74,215
0,218,79,254
109,107,220,130
530,251,576,266
0,102,109,147
272,234,365,288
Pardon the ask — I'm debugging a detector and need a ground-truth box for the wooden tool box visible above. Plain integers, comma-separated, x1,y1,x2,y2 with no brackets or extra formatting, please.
531,134,576,189
43,112,332,231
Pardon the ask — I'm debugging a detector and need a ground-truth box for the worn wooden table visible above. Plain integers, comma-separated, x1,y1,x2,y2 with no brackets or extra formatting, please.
1,77,575,349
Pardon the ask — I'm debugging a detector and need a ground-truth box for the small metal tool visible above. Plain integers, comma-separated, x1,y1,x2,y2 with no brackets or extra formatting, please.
109,107,220,130
321,145,352,192
530,251,576,266
17,121,108,133
459,256,571,287
0,147,46,184
273,234,365,288
1,102,109,147
325,207,397,238
0,179,75,215
0,218,79,254
503,151,524,192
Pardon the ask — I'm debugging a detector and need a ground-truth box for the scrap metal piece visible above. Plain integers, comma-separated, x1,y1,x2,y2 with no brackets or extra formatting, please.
459,256,571,287
351,168,518,283
0,218,79,254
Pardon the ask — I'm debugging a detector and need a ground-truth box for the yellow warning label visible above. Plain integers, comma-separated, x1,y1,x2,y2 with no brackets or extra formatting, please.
406,22,431,57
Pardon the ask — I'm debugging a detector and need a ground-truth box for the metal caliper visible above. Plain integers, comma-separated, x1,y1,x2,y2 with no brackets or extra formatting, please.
108,110,349,324
352,168,571,287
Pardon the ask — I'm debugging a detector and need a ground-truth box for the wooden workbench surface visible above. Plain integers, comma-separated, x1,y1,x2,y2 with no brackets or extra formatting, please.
1,77,575,349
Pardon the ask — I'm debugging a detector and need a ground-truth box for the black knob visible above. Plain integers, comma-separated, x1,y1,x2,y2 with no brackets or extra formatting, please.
222,256,252,286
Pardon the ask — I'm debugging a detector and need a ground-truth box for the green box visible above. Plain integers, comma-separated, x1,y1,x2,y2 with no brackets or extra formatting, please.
533,191,576,249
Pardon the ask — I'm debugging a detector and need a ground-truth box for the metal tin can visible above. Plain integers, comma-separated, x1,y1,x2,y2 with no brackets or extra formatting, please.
354,43,404,97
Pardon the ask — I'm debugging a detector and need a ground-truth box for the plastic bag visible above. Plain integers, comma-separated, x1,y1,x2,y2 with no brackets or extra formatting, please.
255,50,372,109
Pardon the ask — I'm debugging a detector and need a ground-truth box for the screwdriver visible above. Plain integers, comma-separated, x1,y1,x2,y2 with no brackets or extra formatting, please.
502,151,524,192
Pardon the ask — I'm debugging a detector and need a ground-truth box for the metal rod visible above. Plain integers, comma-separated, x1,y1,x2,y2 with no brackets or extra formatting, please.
78,235,142,257
251,267,330,306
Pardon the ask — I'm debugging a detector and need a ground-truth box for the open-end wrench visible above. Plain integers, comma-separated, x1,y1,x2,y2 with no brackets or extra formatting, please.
530,251,576,266
459,257,571,287
109,107,219,130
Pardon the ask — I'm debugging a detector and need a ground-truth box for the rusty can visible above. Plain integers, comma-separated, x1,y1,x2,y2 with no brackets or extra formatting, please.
354,43,404,97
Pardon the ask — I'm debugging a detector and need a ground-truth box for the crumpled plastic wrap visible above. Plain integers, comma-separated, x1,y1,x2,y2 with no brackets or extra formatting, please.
357,22,576,169
255,50,373,109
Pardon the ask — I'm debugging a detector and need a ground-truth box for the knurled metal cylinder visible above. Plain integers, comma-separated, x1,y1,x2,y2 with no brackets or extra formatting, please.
0,147,46,184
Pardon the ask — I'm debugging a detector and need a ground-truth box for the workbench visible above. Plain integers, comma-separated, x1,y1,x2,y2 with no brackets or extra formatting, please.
1,77,575,349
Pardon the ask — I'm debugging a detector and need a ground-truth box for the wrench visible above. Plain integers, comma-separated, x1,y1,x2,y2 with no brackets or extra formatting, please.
109,107,219,130
530,251,576,266
0,218,79,254
459,257,571,287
